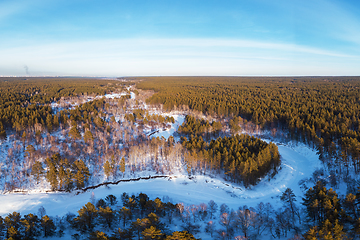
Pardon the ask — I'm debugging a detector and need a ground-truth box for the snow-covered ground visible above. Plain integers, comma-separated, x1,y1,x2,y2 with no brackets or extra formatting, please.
0,88,324,240
0,88,328,240
50,87,135,115
150,114,185,140
0,139,321,217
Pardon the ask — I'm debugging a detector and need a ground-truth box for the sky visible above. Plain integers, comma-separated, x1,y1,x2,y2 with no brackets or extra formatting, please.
0,0,359,76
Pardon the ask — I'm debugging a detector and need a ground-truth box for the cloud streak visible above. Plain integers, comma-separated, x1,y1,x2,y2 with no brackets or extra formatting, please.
0,38,359,76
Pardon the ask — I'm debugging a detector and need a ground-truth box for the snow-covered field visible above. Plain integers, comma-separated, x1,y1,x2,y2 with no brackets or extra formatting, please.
0,139,321,217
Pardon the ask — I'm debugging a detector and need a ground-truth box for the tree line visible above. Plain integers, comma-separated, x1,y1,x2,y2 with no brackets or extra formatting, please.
0,77,121,137
2,182,359,239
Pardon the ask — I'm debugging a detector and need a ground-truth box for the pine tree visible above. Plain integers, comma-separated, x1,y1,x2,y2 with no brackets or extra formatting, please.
7,226,19,240
0,121,6,139
69,126,81,140
74,202,98,232
4,212,21,239
89,231,108,240
142,226,162,240
25,144,35,159
84,130,94,143
21,213,41,239
53,115,59,129
0,216,4,239
64,168,73,192
98,206,115,228
119,207,131,228
103,160,112,180
46,163,58,190
119,157,126,177
73,160,90,189
105,194,117,206
58,166,66,190
280,188,299,223
46,114,53,131
31,161,44,184
166,231,198,240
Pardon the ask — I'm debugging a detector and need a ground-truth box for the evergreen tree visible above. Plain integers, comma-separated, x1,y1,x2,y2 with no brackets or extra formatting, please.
73,202,98,232
46,114,53,131
4,212,21,239
103,160,112,180
69,126,81,140
90,231,109,240
84,130,94,143
21,213,41,239
98,206,115,228
142,226,162,240
0,121,6,139
58,166,66,190
96,199,107,209
119,157,126,177
46,163,58,190
53,115,59,129
31,161,44,184
0,216,4,239
72,160,90,189
166,231,199,240
280,188,299,223
105,194,117,206
64,168,73,192
119,207,131,228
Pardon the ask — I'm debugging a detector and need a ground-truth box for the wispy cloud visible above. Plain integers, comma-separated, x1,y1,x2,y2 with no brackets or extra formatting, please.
1,38,355,58
0,38,359,76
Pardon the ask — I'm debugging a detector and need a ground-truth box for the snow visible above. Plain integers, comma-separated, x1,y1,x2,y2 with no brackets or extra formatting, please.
0,140,321,217
0,89,323,219
150,114,185,140
0,88,328,240
50,90,133,114
102,93,130,99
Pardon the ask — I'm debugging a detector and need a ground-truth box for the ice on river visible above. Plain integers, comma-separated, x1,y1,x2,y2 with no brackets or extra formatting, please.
0,140,321,217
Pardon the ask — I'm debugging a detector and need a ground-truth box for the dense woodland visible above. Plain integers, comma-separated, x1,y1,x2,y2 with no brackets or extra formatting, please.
137,76,360,177
0,77,118,135
176,115,280,186
180,130,280,186
0,77,360,239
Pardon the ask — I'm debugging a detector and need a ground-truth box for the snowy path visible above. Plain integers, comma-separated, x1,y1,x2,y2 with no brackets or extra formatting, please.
0,140,321,217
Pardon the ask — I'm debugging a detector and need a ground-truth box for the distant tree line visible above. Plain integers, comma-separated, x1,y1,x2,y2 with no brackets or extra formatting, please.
0,77,121,137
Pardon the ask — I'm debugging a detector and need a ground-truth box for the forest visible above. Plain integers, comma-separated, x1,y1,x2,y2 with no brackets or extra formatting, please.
137,76,360,177
0,76,359,239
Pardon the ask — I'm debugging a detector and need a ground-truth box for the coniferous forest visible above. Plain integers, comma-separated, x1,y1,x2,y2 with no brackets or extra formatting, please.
137,76,360,176
0,77,359,239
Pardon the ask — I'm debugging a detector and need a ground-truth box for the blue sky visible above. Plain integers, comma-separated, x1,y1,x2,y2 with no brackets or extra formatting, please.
0,0,359,76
